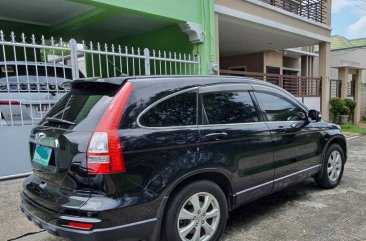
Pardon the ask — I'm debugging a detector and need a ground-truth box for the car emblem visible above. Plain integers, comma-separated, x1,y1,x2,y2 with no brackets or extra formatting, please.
35,132,46,143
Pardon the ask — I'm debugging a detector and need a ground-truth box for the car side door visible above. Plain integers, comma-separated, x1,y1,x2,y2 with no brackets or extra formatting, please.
197,84,274,206
251,85,323,192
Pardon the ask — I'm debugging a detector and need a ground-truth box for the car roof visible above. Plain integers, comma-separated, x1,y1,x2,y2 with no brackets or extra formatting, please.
73,75,308,111
76,75,278,88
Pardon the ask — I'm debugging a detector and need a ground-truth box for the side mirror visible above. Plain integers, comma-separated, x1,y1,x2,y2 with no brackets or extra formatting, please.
308,109,321,122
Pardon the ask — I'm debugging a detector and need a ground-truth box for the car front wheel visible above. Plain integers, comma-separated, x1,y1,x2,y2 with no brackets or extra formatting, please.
316,143,345,189
163,180,228,241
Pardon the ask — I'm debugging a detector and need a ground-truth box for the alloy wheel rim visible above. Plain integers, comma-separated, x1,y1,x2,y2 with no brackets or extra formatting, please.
328,150,342,182
177,192,220,241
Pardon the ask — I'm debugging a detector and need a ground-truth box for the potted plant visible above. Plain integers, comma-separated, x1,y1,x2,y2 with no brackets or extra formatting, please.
339,106,350,124
344,99,356,121
329,98,345,123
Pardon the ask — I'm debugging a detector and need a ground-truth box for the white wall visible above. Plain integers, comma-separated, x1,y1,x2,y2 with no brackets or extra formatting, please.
0,126,34,177
361,83,366,117
296,97,321,111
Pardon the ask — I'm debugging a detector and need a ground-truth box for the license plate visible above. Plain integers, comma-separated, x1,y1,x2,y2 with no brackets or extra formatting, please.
36,104,49,113
32,145,52,166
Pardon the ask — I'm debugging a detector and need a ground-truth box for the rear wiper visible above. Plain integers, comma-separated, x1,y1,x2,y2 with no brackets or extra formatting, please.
46,117,75,125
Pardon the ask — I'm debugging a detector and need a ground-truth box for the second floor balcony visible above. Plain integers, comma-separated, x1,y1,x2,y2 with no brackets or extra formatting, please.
260,0,327,24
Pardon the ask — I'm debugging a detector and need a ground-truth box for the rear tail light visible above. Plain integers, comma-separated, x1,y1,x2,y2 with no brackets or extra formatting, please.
64,221,94,230
87,82,133,174
0,100,21,105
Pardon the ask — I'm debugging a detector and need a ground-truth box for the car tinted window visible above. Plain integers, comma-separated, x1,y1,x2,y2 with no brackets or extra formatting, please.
202,91,258,124
139,90,197,127
254,91,305,121
39,84,118,131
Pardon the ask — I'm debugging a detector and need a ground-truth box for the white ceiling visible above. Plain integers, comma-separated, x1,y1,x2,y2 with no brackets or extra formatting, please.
0,0,94,26
218,14,320,57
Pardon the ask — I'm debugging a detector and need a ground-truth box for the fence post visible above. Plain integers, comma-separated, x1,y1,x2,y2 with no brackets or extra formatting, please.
144,48,150,75
69,38,79,80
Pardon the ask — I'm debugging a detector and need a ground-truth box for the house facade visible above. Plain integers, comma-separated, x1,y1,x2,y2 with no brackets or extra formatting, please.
214,0,332,118
314,35,366,120
0,0,332,116
0,0,216,75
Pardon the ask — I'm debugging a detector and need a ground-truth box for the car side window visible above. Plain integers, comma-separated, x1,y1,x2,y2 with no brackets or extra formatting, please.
139,90,197,127
201,91,258,124
254,91,305,121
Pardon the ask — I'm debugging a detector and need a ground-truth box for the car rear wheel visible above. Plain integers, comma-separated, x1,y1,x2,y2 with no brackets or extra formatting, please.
316,143,345,189
163,180,228,241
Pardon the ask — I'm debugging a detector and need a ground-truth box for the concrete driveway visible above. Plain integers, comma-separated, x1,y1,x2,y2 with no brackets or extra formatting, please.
1,136,366,241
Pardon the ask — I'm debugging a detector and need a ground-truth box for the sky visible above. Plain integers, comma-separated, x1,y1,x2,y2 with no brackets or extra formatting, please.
332,0,366,39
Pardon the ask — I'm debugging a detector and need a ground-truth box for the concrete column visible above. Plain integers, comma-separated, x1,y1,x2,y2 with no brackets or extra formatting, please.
354,69,362,124
215,13,220,74
319,42,331,120
338,67,349,99
326,0,332,26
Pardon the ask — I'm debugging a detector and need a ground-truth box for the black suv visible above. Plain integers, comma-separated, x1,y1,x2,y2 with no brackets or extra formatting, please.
21,76,347,241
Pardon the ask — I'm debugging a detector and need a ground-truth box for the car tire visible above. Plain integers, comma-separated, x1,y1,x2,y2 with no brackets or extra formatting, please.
163,180,228,241
316,143,345,189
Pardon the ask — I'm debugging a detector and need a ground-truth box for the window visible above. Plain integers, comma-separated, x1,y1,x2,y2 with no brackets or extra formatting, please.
139,90,197,127
202,91,258,124
228,65,247,72
41,86,117,130
266,66,280,74
254,91,305,121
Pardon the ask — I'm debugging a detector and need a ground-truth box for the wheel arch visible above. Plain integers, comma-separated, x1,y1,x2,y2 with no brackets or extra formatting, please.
163,168,235,211
325,135,347,161
318,135,347,179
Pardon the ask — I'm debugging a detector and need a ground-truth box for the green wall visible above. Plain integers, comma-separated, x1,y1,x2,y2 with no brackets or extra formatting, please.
75,0,217,74
76,0,202,23
119,25,193,55
0,0,217,75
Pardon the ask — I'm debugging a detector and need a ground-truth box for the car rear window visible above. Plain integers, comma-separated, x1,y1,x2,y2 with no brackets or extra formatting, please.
39,84,120,131
202,91,258,124
139,90,197,127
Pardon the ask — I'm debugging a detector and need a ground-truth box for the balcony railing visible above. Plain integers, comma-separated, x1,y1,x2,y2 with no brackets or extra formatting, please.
220,69,322,97
260,0,327,24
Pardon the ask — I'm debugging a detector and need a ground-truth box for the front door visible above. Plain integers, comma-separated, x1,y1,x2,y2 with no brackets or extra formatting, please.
197,84,274,206
252,85,323,192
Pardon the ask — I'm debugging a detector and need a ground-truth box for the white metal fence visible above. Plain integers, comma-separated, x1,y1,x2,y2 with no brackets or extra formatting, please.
0,30,201,127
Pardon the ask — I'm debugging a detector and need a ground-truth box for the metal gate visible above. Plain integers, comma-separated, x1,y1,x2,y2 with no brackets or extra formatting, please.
0,30,201,127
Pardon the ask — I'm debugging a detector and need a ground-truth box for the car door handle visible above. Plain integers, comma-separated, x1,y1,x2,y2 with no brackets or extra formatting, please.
273,127,286,133
205,132,227,140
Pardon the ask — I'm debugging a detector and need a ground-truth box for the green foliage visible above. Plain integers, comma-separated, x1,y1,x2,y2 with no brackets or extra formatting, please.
340,106,350,115
329,98,357,123
329,98,344,116
340,123,366,135
329,98,345,122
344,99,356,117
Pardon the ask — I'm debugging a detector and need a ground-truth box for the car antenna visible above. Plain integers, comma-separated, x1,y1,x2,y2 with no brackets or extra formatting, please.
107,58,128,77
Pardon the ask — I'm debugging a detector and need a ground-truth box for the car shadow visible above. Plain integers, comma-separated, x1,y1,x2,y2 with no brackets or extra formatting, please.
226,179,321,228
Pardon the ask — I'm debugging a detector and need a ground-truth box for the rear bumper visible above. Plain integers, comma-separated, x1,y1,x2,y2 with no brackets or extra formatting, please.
20,192,161,241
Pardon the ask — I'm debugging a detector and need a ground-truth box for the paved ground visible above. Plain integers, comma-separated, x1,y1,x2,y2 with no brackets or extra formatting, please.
1,136,366,241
